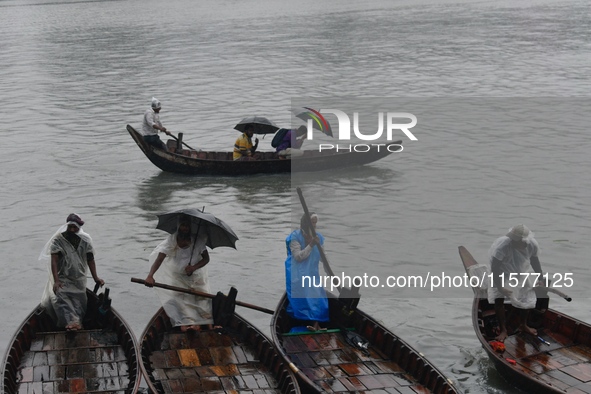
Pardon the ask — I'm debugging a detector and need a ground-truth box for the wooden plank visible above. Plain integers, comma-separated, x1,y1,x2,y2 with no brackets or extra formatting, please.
164,349,181,368
373,361,405,374
209,364,240,377
281,336,308,353
563,363,591,383
195,348,214,366
209,346,238,365
545,369,587,388
317,378,348,392
165,368,186,380
149,351,167,369
182,377,202,392
357,374,386,389
338,376,367,391
339,362,374,376
199,376,223,391
221,375,246,390
300,335,322,351
177,349,201,367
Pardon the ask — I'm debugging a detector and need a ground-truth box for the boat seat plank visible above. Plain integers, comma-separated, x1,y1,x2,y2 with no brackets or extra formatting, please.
545,369,587,388
372,361,405,374
502,334,541,359
194,348,213,365
290,352,316,368
232,345,248,364
567,387,591,394
200,375,224,390
209,364,240,376
164,349,182,368
316,377,349,392
281,336,308,353
338,362,375,376
357,374,387,389
562,363,591,383
338,375,368,391
548,347,584,367
299,335,321,351
209,346,239,365
572,383,591,394
177,349,200,367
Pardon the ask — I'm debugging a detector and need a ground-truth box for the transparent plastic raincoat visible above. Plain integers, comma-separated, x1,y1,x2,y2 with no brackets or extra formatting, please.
39,223,94,328
150,232,213,327
487,233,539,309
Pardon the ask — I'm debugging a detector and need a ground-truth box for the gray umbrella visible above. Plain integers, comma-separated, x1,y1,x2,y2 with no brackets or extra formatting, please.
156,208,238,249
234,116,279,135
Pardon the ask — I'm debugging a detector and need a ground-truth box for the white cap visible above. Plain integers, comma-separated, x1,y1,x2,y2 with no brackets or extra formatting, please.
506,224,531,242
151,97,161,109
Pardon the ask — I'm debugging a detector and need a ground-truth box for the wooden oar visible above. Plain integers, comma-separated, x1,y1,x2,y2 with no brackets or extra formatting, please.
130,277,274,315
166,132,197,151
296,187,361,312
296,187,336,278
543,287,572,302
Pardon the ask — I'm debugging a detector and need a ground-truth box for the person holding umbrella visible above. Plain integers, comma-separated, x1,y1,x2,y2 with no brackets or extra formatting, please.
233,124,259,161
144,209,239,332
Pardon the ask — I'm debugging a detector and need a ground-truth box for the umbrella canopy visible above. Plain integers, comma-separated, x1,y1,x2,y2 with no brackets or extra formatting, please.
156,208,238,249
292,107,333,137
234,116,279,135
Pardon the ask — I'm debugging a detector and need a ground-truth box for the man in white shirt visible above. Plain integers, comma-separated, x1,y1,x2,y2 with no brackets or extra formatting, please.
142,97,171,151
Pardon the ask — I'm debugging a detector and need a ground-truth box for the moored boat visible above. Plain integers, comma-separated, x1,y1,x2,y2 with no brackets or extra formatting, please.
271,293,459,394
459,245,591,393
127,125,402,176
2,288,141,394
139,293,301,394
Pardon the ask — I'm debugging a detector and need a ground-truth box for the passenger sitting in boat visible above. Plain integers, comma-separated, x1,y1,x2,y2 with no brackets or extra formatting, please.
233,124,260,161
144,214,214,332
284,212,329,331
276,126,307,158
142,97,172,151
488,224,545,341
39,213,105,331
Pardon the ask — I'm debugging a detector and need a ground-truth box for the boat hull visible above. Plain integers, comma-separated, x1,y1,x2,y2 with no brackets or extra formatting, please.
2,289,141,394
127,125,401,176
140,307,301,394
459,246,591,393
271,293,458,394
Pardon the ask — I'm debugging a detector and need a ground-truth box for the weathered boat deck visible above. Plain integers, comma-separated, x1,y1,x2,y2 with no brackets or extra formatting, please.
146,329,289,393
280,330,432,393
14,329,132,393
479,306,591,393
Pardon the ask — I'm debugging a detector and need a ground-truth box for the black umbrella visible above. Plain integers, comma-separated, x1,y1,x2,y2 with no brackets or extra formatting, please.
156,208,238,249
234,116,279,135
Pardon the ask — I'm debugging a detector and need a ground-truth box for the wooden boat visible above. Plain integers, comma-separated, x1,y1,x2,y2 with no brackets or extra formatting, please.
2,288,141,394
271,293,459,393
459,245,591,393
127,125,402,176
139,291,301,394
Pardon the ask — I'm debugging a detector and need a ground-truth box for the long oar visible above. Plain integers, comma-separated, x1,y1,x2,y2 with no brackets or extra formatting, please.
295,187,362,313
130,277,274,315
166,132,197,151
296,187,336,279
544,287,572,302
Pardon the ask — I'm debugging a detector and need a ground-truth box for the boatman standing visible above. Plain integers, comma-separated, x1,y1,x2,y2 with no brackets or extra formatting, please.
142,97,172,151
488,224,544,341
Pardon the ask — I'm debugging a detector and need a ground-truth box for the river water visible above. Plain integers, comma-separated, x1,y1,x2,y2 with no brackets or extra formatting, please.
1,0,590,392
